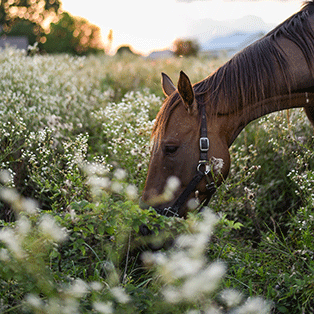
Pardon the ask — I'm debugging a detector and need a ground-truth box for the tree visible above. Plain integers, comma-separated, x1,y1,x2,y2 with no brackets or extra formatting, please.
0,1,105,55
173,38,200,57
1,19,43,46
116,45,138,56
42,12,105,55
0,0,61,47
0,0,61,31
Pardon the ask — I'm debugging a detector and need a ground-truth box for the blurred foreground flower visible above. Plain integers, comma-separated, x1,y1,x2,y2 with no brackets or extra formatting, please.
38,214,68,243
142,208,271,313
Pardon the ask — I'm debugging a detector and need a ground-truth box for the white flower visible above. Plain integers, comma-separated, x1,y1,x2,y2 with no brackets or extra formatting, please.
187,197,200,210
220,289,243,308
181,261,226,300
68,278,89,298
0,170,14,185
166,176,180,192
0,228,25,259
141,251,168,268
0,188,38,214
164,251,205,280
110,286,131,304
204,306,223,314
93,301,114,314
114,168,127,180
0,188,20,205
161,176,181,202
89,281,103,291
111,181,123,193
211,156,224,175
25,294,43,309
84,162,108,176
87,176,111,190
231,297,271,314
162,286,182,303
38,214,67,242
16,216,31,238
21,198,39,215
0,248,10,261
176,209,219,257
125,184,138,200
196,209,219,235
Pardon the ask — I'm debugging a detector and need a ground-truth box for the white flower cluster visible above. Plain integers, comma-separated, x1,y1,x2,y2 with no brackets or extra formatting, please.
93,90,160,181
143,210,222,303
0,183,133,313
211,156,224,175
84,162,138,200
24,282,131,314
0,187,67,263
142,208,271,313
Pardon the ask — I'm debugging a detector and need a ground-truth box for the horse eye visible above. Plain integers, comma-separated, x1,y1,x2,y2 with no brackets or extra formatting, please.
164,145,179,156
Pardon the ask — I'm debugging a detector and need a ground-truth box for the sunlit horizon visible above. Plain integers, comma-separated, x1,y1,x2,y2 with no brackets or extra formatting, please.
61,0,304,55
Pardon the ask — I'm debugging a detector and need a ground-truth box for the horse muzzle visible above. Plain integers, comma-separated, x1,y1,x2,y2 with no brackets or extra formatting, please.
139,197,150,210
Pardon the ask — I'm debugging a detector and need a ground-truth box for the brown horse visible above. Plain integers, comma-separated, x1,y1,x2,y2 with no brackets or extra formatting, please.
141,1,314,218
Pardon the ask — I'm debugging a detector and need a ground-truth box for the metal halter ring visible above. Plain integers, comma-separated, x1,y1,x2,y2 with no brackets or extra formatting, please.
197,161,211,175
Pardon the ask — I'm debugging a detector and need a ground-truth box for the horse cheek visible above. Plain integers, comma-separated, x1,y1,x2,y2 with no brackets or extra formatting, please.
142,151,175,202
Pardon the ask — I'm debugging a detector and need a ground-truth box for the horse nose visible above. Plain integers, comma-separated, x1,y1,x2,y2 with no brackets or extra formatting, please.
141,187,159,204
139,223,173,251
139,197,150,210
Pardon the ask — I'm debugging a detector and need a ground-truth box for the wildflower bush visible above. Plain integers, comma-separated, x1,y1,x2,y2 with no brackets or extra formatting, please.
0,47,313,313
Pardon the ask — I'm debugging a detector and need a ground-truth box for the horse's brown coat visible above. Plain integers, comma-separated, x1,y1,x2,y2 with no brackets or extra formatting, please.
142,1,314,217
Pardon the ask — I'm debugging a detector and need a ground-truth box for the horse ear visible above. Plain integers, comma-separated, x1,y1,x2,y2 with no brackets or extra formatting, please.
177,71,195,113
161,72,176,97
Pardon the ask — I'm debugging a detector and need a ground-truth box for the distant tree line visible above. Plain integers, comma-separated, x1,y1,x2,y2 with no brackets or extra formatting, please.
173,38,200,57
0,0,105,55
115,39,200,58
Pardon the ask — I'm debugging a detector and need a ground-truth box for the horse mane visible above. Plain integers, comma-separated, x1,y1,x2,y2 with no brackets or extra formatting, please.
195,0,314,114
152,1,314,143
151,92,182,146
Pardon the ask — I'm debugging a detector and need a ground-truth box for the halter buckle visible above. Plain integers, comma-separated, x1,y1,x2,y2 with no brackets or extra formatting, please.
200,137,209,152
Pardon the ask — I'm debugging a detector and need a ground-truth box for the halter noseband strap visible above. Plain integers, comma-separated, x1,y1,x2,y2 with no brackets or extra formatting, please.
155,103,216,218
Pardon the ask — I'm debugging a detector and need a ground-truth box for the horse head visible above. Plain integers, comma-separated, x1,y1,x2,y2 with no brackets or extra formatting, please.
140,2,314,220
141,71,231,218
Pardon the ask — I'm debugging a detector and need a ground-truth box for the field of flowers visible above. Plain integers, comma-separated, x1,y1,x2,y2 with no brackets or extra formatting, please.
0,47,313,314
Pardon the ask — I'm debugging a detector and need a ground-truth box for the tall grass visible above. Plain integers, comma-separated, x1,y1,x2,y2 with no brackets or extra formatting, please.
0,47,313,313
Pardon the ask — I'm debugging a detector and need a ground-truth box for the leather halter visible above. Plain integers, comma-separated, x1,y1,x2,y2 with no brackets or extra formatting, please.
155,103,216,217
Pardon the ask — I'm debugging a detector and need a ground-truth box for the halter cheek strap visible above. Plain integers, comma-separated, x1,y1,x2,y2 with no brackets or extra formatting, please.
155,104,216,217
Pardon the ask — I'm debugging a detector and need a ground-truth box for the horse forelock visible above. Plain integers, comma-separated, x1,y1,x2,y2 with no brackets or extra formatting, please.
151,92,181,147
151,90,206,152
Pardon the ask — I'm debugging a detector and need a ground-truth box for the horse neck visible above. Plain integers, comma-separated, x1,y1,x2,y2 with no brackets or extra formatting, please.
224,92,314,147
210,18,314,147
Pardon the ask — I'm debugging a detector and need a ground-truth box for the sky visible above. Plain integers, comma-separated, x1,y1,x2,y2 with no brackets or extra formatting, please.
61,0,304,55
